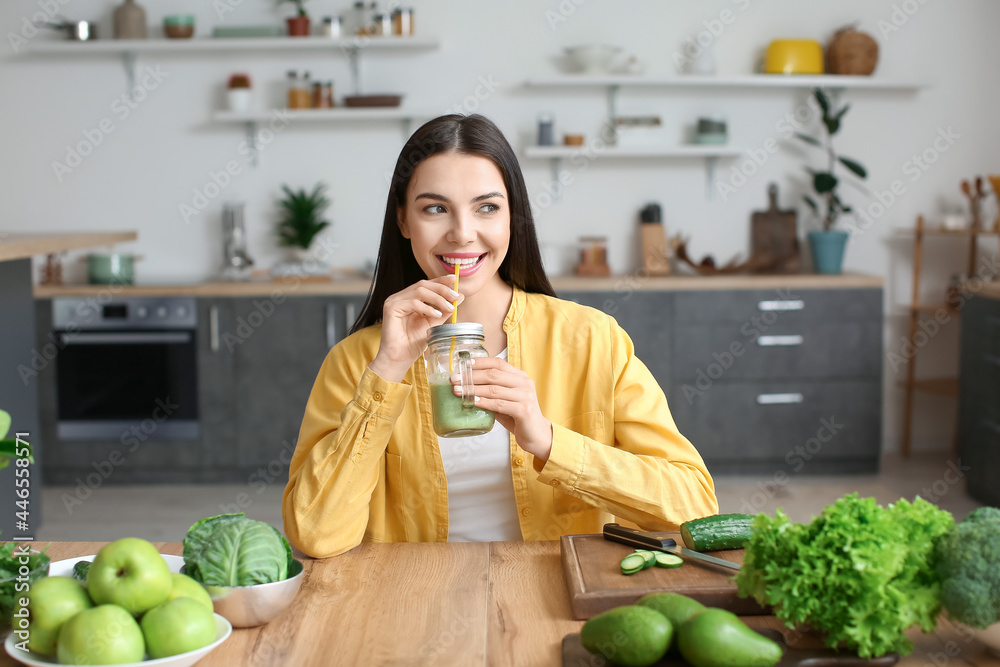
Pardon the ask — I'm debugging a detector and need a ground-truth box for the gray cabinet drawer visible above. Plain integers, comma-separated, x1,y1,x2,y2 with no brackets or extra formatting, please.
962,418,1000,506
668,380,881,464
673,288,882,323
672,320,882,380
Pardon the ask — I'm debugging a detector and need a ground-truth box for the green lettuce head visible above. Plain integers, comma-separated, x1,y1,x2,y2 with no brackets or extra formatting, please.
182,513,294,586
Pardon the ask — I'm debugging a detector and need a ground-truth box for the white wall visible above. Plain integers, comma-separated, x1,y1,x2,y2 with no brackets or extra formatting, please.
2,0,999,454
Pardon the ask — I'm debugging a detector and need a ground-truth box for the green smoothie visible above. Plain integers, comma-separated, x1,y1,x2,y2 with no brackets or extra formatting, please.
429,381,495,437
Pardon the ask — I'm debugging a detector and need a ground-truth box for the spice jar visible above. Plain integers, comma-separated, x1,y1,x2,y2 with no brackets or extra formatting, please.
372,12,391,35
311,81,334,108
287,70,311,109
424,323,495,438
391,8,413,35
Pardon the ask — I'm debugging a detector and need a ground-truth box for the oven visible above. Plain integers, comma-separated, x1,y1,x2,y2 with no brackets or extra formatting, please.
52,297,199,440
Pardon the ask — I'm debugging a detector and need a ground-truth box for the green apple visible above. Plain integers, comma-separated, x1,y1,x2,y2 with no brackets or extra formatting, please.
166,573,214,612
20,576,93,656
87,537,172,614
56,604,145,665
141,597,217,659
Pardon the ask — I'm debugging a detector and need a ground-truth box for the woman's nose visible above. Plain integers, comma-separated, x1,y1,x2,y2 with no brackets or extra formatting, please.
446,213,476,245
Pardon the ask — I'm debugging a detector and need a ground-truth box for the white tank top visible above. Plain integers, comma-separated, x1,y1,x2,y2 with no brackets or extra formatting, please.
437,349,523,542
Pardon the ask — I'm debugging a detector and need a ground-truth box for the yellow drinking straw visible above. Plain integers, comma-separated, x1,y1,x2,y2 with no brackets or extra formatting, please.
449,262,460,373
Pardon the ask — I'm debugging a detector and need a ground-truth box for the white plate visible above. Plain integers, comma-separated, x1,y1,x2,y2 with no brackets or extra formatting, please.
4,555,233,667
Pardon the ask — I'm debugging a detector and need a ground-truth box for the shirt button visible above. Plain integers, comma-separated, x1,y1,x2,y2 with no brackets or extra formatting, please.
373,391,384,401
438,527,446,536
521,507,532,517
514,457,524,467
549,479,559,487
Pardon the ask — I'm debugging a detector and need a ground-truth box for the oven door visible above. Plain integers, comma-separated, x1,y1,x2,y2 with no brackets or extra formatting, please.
55,330,200,440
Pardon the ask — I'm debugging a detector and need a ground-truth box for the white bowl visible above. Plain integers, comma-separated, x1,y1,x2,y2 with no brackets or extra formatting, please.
4,555,233,667
565,45,621,74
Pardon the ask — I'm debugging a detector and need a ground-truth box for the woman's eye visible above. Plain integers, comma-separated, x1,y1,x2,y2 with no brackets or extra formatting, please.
478,203,500,214
424,204,446,214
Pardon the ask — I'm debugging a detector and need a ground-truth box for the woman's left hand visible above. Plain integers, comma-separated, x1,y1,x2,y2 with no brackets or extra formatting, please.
451,357,553,462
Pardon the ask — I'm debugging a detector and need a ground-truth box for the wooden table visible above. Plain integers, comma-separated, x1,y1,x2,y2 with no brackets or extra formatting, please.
4,541,998,667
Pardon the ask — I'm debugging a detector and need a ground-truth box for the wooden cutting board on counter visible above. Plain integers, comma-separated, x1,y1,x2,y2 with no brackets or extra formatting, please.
560,533,769,619
562,628,901,667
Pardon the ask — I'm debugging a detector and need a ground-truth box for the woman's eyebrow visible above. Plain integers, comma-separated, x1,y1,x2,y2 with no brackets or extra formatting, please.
415,191,506,203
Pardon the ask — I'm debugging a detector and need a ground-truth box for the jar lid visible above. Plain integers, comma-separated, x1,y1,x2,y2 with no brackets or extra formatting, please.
427,322,484,346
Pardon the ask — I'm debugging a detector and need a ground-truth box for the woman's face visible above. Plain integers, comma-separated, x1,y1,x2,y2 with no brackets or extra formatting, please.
398,152,511,296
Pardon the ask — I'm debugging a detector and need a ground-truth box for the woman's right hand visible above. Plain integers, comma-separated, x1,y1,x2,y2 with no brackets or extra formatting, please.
368,275,464,382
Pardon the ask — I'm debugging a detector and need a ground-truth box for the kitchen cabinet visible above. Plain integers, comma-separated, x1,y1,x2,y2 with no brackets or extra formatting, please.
564,286,883,475
958,294,1000,505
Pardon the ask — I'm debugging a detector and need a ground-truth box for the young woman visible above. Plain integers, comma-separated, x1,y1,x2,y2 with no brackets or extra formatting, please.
283,114,718,558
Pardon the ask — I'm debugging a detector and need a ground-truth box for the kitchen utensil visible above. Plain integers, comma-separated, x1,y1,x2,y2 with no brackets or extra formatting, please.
221,202,255,280
164,14,195,39
639,203,670,276
826,26,878,75
564,45,621,74
560,533,764,619
561,628,902,667
751,183,800,273
603,523,741,571
343,94,403,107
37,19,98,41
205,559,305,628
114,0,147,39
85,252,137,285
764,39,824,74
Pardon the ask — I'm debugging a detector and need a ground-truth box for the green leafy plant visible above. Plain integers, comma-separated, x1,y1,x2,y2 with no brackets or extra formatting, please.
735,493,954,658
796,88,868,231
277,0,308,17
276,183,331,250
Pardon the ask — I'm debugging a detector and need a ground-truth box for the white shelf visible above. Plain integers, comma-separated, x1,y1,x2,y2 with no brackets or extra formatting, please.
213,108,434,123
525,74,923,91
523,145,744,159
25,36,440,55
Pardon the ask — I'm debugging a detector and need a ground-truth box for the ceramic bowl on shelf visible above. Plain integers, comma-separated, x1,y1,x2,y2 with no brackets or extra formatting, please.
764,39,824,74
564,45,621,74
164,14,195,39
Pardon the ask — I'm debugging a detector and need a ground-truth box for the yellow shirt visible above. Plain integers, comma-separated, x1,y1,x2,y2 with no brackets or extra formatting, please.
283,286,718,558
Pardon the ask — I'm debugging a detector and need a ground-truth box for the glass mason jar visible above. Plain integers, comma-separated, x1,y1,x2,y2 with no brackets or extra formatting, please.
424,323,495,438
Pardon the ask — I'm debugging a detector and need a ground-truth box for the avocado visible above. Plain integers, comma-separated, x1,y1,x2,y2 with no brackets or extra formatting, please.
678,608,783,667
581,605,673,667
635,591,707,647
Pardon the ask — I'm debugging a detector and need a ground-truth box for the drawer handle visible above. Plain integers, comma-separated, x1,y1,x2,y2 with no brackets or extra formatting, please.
757,335,804,347
210,306,219,353
757,393,804,405
326,304,337,348
758,300,804,311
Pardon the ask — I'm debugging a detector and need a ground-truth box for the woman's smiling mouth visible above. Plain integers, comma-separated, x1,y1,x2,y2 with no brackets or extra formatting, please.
437,253,487,277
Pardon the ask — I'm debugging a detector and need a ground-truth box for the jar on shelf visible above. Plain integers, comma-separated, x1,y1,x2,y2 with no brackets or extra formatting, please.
391,8,413,36
424,323,495,438
320,16,340,38
372,13,391,35
311,81,334,108
287,70,311,109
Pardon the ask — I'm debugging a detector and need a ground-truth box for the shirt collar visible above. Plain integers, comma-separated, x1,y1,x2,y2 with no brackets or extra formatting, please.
502,283,526,333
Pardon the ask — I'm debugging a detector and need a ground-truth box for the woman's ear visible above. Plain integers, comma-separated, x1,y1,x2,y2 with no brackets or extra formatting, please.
397,207,410,239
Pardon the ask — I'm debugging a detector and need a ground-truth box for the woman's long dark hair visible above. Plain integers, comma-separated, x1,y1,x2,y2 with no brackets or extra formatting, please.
350,114,556,333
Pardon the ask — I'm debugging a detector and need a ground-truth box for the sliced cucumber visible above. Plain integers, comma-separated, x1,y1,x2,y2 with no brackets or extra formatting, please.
654,552,683,568
633,550,657,570
620,554,647,575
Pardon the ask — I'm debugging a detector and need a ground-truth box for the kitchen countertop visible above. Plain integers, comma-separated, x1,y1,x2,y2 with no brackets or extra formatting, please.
1,540,992,667
0,232,137,262
33,273,884,298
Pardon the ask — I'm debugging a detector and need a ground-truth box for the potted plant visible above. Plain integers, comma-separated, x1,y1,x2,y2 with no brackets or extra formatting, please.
226,73,252,113
795,88,868,274
273,183,331,277
278,0,310,37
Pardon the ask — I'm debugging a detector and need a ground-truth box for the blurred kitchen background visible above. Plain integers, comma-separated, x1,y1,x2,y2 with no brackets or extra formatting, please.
1,0,998,540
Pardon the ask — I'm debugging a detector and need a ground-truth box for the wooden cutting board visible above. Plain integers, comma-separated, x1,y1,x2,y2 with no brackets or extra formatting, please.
562,628,901,667
751,183,800,274
560,533,768,620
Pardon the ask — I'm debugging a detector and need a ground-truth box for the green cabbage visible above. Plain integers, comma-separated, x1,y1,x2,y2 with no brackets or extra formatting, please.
735,494,954,658
183,513,293,586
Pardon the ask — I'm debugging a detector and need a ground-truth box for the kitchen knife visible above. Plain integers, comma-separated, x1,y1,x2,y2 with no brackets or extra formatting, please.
603,523,741,571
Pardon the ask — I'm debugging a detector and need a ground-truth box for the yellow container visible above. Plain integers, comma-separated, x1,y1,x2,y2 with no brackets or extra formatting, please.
764,40,824,75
